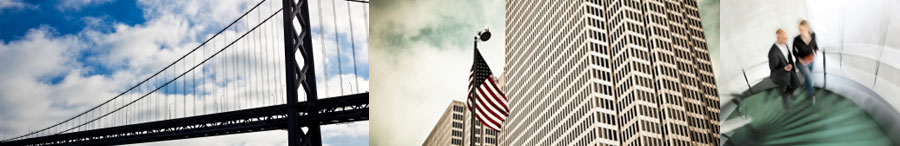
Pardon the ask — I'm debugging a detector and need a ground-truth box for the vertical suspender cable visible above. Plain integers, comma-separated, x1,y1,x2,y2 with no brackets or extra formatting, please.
229,26,234,110
332,0,344,95
215,37,220,113
240,17,246,109
156,70,159,120
183,48,187,118
193,44,197,116
244,15,250,109
255,7,262,108
346,1,359,93
271,0,279,105
224,26,229,112
361,2,370,92
216,32,221,113
270,0,277,105
277,1,283,104
165,64,169,119
264,0,271,106
203,40,207,115
252,9,258,107
229,25,235,112
318,0,328,97
171,63,175,119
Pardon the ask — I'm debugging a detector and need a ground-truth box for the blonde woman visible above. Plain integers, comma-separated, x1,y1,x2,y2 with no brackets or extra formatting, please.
792,20,818,104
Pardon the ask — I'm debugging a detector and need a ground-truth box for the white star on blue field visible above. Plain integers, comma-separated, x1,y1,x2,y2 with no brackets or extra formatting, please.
0,0,369,146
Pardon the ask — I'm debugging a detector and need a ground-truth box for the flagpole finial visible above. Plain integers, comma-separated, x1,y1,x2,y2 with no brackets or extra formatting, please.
476,27,491,42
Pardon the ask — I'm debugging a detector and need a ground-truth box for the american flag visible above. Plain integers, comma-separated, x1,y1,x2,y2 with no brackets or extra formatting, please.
468,48,509,131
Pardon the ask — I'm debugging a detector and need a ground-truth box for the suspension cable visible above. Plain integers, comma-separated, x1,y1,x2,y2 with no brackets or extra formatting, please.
56,8,284,134
2,0,272,141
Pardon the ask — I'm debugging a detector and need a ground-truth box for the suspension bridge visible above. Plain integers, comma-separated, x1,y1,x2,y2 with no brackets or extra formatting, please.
0,0,369,145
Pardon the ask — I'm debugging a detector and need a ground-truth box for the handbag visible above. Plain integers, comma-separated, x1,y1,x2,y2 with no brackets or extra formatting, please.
799,52,815,65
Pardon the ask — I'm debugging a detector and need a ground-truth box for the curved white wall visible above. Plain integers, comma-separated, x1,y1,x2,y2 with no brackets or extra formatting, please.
805,0,900,111
720,0,900,139
721,0,900,109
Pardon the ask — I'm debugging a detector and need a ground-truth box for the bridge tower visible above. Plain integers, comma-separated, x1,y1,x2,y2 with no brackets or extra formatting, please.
282,0,322,146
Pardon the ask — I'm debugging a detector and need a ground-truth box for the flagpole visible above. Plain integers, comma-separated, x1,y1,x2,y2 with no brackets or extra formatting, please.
470,36,477,146
471,27,490,146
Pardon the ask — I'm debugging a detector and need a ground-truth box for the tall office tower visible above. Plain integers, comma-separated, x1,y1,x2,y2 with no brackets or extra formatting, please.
423,101,500,146
501,0,719,145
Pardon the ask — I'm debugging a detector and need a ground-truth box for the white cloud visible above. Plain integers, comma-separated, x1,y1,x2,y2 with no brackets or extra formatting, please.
309,0,371,92
370,43,474,146
137,0,256,26
1,0,368,145
322,121,368,138
315,73,369,99
56,0,114,12
0,28,157,141
0,0,35,12
80,13,203,74
309,0,369,52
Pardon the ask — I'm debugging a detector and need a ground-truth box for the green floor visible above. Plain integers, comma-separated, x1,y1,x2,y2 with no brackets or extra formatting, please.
725,88,895,146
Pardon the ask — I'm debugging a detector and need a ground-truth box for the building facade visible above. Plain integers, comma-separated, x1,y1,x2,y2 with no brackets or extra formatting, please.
423,101,500,146
502,0,719,145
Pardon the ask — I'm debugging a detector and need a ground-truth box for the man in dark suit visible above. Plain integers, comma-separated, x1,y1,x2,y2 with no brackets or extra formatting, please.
769,29,800,109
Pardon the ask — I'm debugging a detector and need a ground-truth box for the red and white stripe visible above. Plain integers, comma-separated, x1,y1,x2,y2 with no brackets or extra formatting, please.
467,72,509,131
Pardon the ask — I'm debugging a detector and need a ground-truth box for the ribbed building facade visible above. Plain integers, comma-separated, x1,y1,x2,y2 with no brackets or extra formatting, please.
423,101,500,146
501,0,719,145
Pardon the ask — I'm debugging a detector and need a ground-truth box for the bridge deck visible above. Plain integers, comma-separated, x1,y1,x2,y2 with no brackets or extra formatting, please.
1,93,368,146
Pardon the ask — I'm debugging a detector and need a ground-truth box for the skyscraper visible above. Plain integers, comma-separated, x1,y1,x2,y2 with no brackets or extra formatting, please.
502,0,719,145
423,101,500,146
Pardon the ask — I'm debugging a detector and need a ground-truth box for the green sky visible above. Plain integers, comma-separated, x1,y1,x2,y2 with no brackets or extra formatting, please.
699,0,721,80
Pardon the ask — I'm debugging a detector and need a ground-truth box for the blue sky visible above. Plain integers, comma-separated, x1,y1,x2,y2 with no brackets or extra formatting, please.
1,0,368,85
1,0,144,83
0,0,368,145
0,0,143,40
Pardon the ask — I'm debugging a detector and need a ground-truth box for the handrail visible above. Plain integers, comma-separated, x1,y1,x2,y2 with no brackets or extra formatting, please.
726,49,900,96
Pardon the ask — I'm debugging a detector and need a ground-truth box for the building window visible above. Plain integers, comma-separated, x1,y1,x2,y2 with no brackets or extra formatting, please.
453,114,463,120
486,138,497,144
452,130,463,137
451,138,462,145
